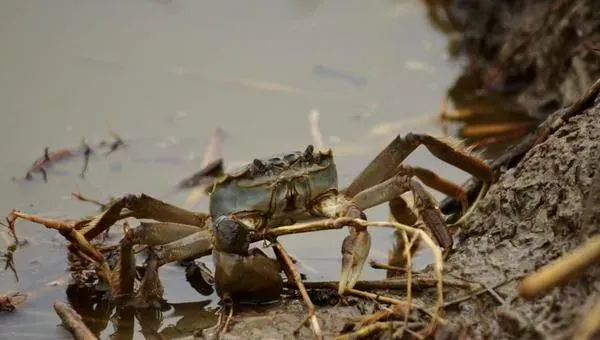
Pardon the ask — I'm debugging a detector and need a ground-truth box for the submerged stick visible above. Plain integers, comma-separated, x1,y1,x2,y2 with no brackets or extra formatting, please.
53,301,98,340
2,244,18,282
27,147,76,177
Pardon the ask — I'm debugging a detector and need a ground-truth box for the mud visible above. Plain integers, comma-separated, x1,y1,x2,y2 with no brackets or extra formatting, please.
208,298,363,340
439,90,600,338
450,0,600,118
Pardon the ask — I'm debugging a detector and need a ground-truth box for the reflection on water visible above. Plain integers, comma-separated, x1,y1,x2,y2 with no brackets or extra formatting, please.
0,0,511,338
64,284,218,339
440,68,539,159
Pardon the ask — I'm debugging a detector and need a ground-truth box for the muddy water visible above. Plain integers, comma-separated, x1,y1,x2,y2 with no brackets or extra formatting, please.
0,0,469,338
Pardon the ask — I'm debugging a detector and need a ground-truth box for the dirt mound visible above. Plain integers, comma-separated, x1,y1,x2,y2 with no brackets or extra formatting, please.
442,92,600,339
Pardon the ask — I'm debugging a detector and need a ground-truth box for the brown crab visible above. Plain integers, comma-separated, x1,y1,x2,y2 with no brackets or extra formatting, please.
11,133,492,307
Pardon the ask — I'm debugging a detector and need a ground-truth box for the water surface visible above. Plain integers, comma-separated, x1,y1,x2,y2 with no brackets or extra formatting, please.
0,1,470,338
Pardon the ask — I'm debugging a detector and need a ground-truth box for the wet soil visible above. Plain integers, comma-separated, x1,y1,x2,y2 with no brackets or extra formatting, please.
440,89,600,338
450,0,600,118
208,298,364,340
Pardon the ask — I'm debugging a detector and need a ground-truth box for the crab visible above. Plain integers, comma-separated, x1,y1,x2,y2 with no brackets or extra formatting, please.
11,133,493,308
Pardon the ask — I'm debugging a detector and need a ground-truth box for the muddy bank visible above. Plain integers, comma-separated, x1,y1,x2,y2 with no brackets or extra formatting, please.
440,91,600,338
435,1,600,337
449,0,600,118
205,298,363,340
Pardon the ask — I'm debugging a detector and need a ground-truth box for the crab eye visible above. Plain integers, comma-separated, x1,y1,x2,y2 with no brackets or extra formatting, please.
304,144,314,155
213,216,252,254
303,145,314,161
253,158,267,172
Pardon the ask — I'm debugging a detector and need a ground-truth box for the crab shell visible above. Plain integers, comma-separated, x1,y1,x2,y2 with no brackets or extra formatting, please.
207,145,339,230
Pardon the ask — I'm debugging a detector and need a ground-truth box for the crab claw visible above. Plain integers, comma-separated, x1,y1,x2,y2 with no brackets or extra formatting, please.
339,226,371,295
212,216,283,303
212,215,252,255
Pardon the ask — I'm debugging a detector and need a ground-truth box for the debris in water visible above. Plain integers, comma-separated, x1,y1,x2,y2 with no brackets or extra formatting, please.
185,128,227,208
53,301,98,340
177,159,224,189
15,126,125,182
0,292,27,312
309,109,325,151
312,64,367,87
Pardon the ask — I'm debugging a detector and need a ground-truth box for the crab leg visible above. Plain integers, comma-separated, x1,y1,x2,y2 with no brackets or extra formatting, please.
113,238,136,300
408,180,452,248
350,173,413,211
344,133,493,202
394,165,469,214
80,194,209,243
334,203,371,295
388,196,418,226
352,174,451,246
335,134,493,293
119,223,213,305
63,194,212,304
344,134,421,198
336,178,451,293
150,228,213,264
103,223,213,303
128,222,208,246
14,194,212,305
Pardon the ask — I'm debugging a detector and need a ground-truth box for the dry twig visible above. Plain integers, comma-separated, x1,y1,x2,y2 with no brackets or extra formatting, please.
335,321,426,340
273,241,324,340
71,192,109,210
573,296,600,340
0,292,27,312
261,217,446,334
284,277,473,291
518,235,600,300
